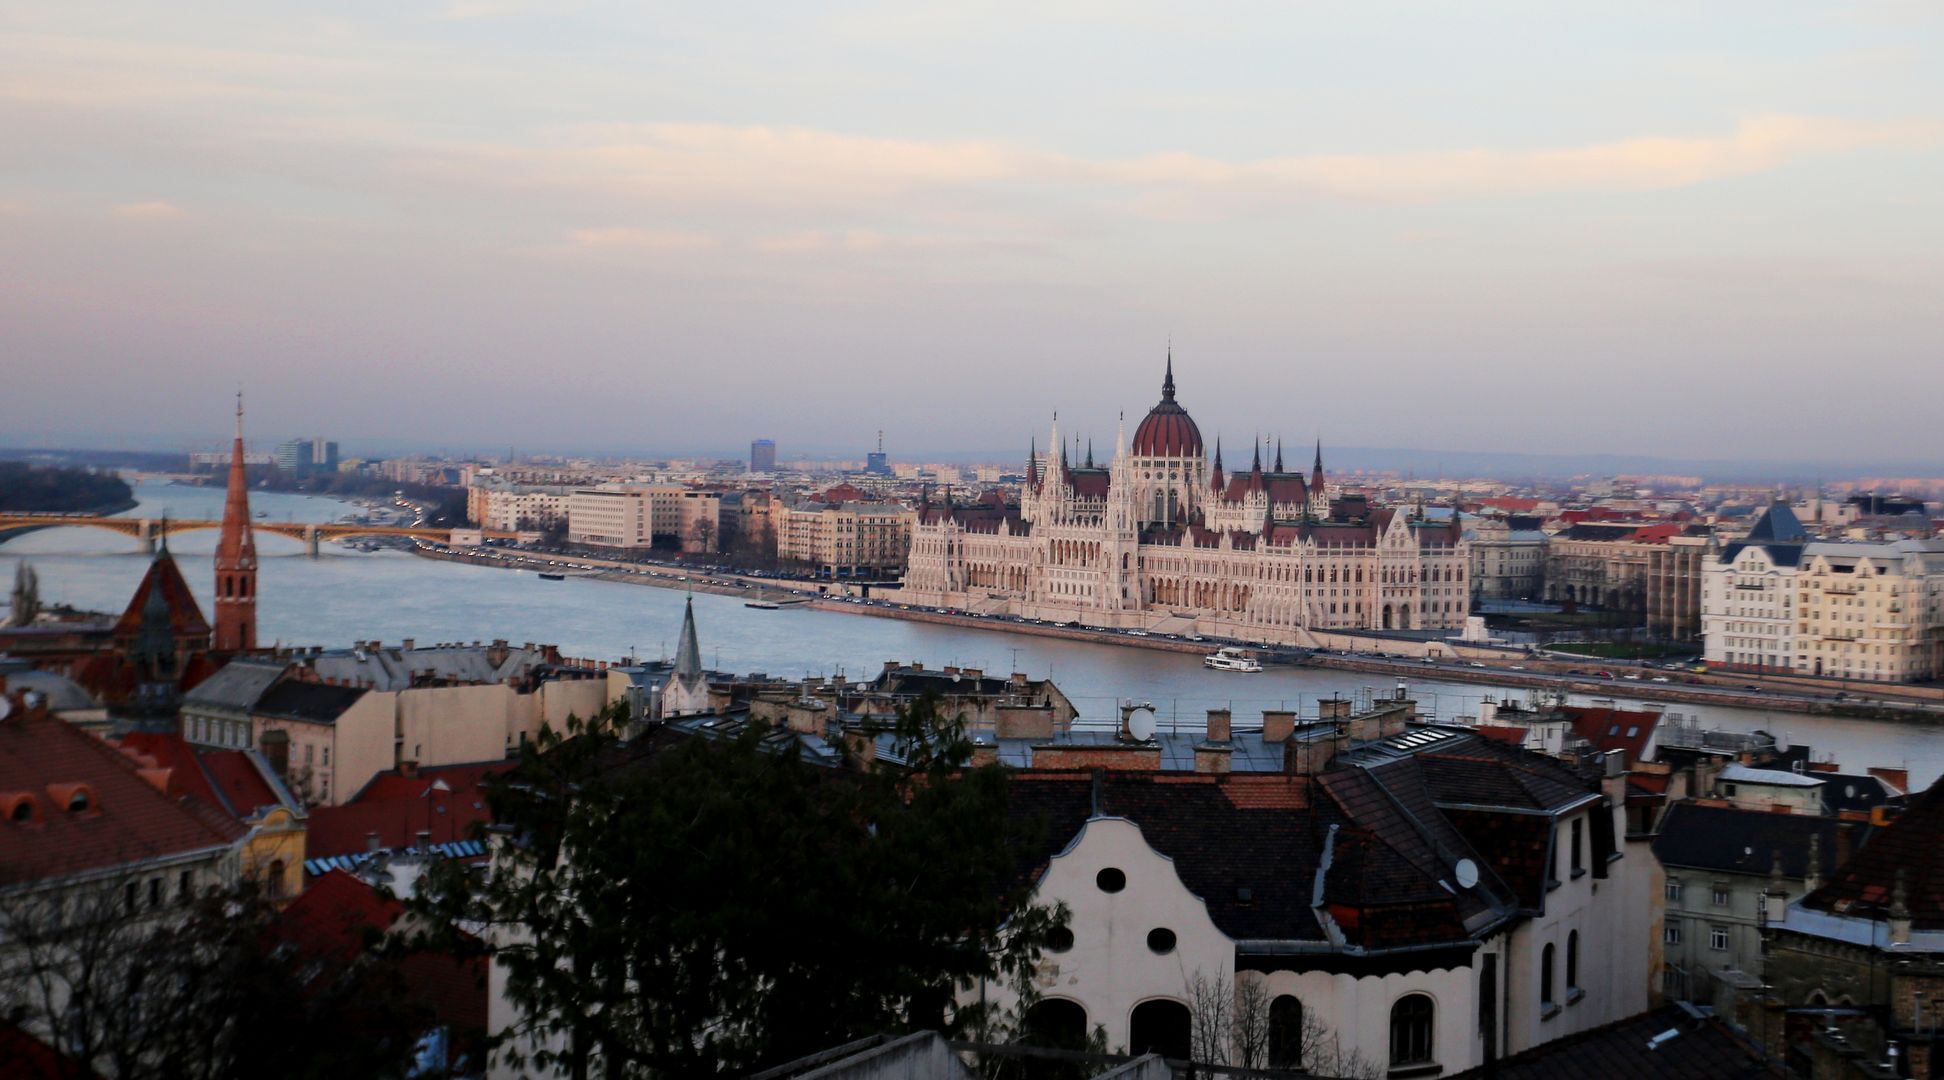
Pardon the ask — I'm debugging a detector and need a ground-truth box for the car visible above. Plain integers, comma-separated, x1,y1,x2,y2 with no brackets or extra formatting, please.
1593,670,1615,679
1468,662,1486,668
1622,674,1641,681
1186,635,1205,642
1650,676,1670,683
1129,630,1150,637
1421,656,1436,664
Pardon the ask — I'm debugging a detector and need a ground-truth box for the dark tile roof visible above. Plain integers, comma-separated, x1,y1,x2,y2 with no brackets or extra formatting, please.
1745,503,1809,543
110,548,210,641
1452,1005,1780,1079
1652,803,1859,880
250,680,367,724
0,704,248,887
1801,775,1944,929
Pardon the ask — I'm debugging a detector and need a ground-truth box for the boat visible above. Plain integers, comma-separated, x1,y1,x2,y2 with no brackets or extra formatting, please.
537,572,565,581
745,599,780,609
1203,647,1263,673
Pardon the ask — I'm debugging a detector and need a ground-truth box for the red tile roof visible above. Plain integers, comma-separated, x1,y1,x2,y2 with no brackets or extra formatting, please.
1561,704,1661,764
115,732,285,820
110,549,210,642
278,872,486,1046
0,702,247,888
306,762,506,860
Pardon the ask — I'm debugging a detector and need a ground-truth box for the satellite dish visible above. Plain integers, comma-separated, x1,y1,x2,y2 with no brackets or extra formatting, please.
1127,710,1157,742
1454,859,1479,890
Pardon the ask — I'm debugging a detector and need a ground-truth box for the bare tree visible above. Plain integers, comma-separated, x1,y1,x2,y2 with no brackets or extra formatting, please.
0,872,425,1079
1181,967,1380,1079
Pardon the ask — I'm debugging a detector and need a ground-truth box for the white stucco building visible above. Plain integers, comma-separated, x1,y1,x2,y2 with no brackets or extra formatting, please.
977,724,1654,1074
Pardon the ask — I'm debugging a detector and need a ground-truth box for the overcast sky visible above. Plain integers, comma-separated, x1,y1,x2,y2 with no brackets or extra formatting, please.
3,1,1941,464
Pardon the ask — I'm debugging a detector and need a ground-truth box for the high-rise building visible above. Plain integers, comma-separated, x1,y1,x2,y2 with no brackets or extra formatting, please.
213,395,258,653
273,437,339,475
749,439,776,472
865,430,890,476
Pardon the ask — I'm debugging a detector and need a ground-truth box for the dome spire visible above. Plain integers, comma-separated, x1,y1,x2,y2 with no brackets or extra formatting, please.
1162,346,1175,401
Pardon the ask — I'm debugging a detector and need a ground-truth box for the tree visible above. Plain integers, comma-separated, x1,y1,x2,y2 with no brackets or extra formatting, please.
0,875,426,1080
1181,968,1379,1078
412,696,1064,1078
686,515,717,554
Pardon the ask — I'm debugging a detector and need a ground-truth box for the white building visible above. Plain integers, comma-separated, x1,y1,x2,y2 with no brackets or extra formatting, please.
567,485,721,553
1701,503,1809,673
976,724,1654,1072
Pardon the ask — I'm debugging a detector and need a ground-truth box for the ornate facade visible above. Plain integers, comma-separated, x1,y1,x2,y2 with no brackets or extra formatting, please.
898,361,1469,643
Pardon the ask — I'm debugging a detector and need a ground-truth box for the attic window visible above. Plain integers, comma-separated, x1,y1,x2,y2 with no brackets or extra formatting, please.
1096,868,1127,893
68,790,90,812
1147,928,1178,954
5,794,38,823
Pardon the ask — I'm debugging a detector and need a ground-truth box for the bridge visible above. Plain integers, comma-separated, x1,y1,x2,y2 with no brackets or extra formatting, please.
0,514,523,557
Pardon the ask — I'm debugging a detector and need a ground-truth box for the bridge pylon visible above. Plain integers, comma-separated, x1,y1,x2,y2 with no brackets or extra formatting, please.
137,518,157,554
305,525,321,558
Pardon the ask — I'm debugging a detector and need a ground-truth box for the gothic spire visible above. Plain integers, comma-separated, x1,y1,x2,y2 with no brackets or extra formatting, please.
213,392,258,652
1274,438,1284,473
1084,439,1094,469
672,595,703,683
1161,347,1176,402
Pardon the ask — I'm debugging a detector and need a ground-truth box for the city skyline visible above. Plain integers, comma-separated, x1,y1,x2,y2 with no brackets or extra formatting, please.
4,2,1943,461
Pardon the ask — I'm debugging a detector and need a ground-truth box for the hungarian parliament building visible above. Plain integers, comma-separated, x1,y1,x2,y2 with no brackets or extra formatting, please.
894,361,1470,644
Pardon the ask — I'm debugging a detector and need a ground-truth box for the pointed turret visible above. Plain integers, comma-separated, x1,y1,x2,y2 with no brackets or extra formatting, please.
1209,437,1226,492
1027,434,1039,490
213,393,258,652
673,595,703,683
1274,438,1284,474
1162,348,1176,401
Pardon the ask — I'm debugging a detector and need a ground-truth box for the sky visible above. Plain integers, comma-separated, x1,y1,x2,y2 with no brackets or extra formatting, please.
2,1,1942,465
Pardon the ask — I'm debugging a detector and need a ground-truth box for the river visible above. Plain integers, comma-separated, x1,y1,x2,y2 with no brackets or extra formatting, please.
5,478,1942,788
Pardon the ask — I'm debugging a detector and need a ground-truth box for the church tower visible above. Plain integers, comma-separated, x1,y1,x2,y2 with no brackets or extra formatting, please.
213,394,258,652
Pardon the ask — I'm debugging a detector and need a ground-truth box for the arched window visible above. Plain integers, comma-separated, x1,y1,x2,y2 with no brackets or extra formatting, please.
1129,1000,1192,1061
1541,943,1556,1008
1022,998,1088,1050
1566,931,1580,994
1268,995,1304,1069
1389,995,1434,1067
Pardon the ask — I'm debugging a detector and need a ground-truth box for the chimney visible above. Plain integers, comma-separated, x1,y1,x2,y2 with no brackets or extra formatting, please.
1010,671,1028,687
366,831,382,854
1194,744,1233,774
1890,868,1912,946
415,829,433,850
399,760,419,779
1262,710,1295,743
1205,708,1232,743
401,638,414,651
1762,848,1789,927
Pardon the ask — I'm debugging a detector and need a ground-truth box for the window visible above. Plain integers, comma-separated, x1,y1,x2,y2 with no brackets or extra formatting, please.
1268,996,1305,1069
1664,921,1682,946
1665,878,1683,902
124,881,137,915
178,870,193,903
1146,928,1177,954
322,747,330,767
1045,926,1074,952
1389,995,1434,1067
147,877,161,910
1566,931,1580,997
1095,868,1126,893
1710,925,1730,951
1570,819,1584,877
1711,886,1730,908
1541,943,1557,1012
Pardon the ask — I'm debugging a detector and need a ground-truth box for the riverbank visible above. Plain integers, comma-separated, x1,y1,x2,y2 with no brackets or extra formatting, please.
411,542,1944,727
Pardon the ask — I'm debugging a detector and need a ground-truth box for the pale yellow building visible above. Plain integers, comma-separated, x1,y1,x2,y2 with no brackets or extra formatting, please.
1794,539,1944,682
779,501,915,577
567,485,721,552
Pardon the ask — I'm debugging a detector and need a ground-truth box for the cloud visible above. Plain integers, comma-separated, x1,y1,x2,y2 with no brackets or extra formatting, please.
439,0,583,20
110,200,187,220
411,115,1939,223
566,227,717,252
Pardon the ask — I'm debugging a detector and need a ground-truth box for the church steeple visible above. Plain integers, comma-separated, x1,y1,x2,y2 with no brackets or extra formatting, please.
213,392,258,652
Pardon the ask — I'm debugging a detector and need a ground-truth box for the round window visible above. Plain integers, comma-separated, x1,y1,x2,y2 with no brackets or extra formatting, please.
1045,926,1075,953
1096,868,1127,893
1147,927,1177,954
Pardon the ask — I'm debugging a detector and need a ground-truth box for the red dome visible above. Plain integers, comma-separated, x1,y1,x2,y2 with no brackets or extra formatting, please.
1130,358,1203,457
